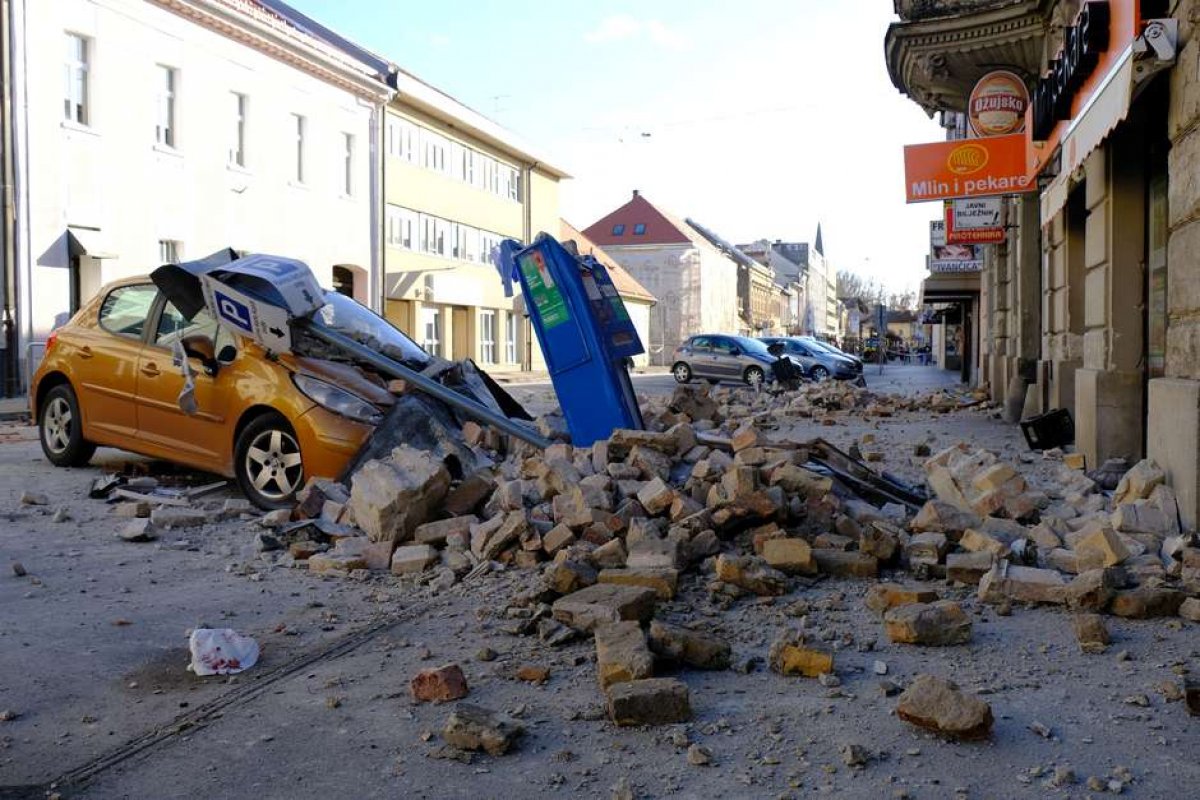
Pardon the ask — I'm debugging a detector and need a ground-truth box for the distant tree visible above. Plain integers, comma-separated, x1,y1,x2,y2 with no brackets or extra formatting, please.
836,269,880,303
886,290,918,311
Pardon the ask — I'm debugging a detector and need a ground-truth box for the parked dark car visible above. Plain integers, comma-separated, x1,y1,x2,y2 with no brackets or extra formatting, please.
758,336,860,381
671,334,783,386
800,337,865,371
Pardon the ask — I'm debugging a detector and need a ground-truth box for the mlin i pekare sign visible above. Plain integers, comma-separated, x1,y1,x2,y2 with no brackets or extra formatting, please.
903,134,1031,203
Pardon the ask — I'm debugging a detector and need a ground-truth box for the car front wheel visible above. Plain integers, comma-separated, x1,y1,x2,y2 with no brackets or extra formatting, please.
39,383,96,467
235,412,305,510
672,362,692,384
810,366,829,382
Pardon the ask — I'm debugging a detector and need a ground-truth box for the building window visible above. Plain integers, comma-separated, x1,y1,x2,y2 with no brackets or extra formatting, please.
505,312,517,363
342,133,355,196
64,33,90,125
422,130,448,174
612,224,625,236
229,92,246,166
421,307,441,356
158,239,181,264
155,65,177,147
291,113,306,183
479,310,497,364
633,223,646,235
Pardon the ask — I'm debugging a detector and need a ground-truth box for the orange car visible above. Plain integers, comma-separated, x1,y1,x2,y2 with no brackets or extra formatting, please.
31,276,415,508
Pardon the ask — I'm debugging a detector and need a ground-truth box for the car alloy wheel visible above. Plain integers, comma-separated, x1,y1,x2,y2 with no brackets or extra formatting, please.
673,362,692,383
745,366,765,387
810,366,829,382
244,428,304,502
42,396,72,455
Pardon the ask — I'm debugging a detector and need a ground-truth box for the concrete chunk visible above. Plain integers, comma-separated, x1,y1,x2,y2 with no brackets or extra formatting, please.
551,583,657,632
896,675,993,741
761,537,816,575
594,622,654,689
978,562,1066,605
884,601,972,646
648,620,731,670
597,568,678,600
606,678,691,726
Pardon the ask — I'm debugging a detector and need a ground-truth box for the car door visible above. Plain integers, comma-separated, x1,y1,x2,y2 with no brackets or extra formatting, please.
133,298,238,469
788,342,818,374
710,337,741,378
686,336,716,379
73,283,158,441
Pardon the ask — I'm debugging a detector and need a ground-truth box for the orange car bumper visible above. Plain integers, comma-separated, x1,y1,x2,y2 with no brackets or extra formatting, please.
292,405,373,481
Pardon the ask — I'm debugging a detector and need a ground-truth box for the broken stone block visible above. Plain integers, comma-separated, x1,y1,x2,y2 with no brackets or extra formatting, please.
594,621,654,689
118,518,158,543
629,446,673,481
597,568,678,600
686,529,720,562
411,663,469,703
1111,502,1171,537
925,465,972,513
714,554,787,596
863,583,939,616
481,511,529,562
414,515,479,546
761,537,816,575
551,583,657,632
959,528,1011,557
813,532,855,550
859,523,900,562
1062,568,1120,612
444,473,496,517
896,674,993,740
293,477,349,520
812,549,878,579
946,551,994,585
1074,525,1132,569
545,557,598,595
647,620,731,670
1180,597,1200,622
542,524,576,556
909,500,981,535
636,477,674,516
767,463,832,497
442,704,524,755
1071,614,1110,654
884,601,972,646
349,448,450,546
307,539,370,575
978,562,1066,605
905,532,949,566
768,629,833,678
606,678,691,726
1112,459,1165,506
390,544,439,575
590,538,628,569
626,537,682,570
149,508,208,529
1045,547,1081,574
970,463,1022,494
730,426,760,452
1110,587,1186,619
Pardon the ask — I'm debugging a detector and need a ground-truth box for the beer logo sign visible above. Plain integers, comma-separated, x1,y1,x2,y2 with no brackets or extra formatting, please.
968,70,1029,138
946,143,989,175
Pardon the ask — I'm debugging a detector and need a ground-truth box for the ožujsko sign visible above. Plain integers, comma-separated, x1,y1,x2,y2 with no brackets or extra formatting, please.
968,71,1029,138
903,134,1031,203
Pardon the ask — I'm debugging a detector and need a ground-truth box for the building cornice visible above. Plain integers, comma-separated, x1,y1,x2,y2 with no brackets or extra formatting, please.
150,0,393,103
885,0,1048,114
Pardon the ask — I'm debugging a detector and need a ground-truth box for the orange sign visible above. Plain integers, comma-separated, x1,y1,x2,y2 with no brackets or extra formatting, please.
968,70,1029,137
903,134,1032,203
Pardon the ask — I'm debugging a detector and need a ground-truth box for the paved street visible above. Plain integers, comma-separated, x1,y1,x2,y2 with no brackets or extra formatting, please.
2,368,1198,799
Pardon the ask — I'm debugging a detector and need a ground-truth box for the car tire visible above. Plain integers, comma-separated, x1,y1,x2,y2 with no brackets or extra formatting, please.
39,383,96,467
672,362,692,384
810,366,829,382
744,366,765,387
235,412,305,510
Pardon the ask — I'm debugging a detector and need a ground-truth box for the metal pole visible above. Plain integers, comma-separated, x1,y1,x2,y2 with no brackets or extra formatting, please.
298,319,551,449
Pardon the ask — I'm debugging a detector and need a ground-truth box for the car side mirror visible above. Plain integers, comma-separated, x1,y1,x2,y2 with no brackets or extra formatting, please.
729,347,741,356
181,334,218,376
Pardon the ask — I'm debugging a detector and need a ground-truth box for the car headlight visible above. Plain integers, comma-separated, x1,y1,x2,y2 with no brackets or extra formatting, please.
292,374,383,425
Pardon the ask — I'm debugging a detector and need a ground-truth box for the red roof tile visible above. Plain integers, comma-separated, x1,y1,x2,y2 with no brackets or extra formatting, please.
560,220,656,303
582,192,692,246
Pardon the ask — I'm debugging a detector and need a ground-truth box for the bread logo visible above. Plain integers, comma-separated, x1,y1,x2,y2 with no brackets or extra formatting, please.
947,143,989,175
968,70,1029,137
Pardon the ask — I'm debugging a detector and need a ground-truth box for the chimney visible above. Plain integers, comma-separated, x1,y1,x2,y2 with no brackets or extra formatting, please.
632,189,640,197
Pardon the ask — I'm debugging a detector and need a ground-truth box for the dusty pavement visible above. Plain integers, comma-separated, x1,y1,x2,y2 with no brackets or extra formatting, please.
1,366,1198,799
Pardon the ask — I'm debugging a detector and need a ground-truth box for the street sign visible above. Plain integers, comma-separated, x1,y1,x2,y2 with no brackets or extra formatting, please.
945,199,1006,245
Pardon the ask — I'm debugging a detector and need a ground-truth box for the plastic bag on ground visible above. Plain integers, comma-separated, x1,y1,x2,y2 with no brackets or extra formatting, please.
188,628,260,676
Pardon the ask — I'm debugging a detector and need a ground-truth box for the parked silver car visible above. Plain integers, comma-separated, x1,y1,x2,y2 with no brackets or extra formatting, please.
758,336,860,381
671,334,780,386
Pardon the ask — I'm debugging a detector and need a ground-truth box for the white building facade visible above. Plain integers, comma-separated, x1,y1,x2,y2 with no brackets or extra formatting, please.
9,0,391,385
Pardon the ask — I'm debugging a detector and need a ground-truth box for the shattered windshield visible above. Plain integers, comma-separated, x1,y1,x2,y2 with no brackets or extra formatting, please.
309,291,430,367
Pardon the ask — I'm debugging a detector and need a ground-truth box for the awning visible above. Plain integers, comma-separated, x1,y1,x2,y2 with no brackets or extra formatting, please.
1040,46,1134,225
66,226,117,259
922,269,980,303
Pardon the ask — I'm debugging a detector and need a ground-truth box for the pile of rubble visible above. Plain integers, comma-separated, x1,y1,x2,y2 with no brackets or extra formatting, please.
248,382,1197,751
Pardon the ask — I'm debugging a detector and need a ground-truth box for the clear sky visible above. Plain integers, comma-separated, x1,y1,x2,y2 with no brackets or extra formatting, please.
284,0,945,295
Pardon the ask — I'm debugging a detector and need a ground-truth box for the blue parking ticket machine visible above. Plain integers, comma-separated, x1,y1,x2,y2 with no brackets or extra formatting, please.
497,234,645,446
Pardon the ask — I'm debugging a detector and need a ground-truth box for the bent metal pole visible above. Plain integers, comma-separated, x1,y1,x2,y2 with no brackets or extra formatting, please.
297,319,552,450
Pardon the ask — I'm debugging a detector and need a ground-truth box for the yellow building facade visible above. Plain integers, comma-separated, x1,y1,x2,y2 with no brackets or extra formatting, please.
381,74,568,372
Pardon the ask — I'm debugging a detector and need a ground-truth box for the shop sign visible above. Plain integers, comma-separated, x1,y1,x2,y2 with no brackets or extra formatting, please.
945,198,1006,245
904,134,1031,203
930,243,984,273
968,71,1029,138
1032,1,1110,141
930,219,945,248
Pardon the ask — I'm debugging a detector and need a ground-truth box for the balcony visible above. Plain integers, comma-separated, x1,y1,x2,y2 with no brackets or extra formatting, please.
885,0,1049,114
